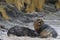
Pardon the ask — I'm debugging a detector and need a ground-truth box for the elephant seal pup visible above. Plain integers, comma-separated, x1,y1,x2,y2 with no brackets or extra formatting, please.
7,26,39,37
34,19,58,38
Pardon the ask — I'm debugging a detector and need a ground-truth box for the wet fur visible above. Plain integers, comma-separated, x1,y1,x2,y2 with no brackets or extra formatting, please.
34,19,58,38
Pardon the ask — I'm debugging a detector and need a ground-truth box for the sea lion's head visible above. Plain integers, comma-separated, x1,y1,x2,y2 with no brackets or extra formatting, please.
34,19,44,31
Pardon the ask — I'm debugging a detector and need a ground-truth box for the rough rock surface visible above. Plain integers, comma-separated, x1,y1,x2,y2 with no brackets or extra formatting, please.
0,3,60,40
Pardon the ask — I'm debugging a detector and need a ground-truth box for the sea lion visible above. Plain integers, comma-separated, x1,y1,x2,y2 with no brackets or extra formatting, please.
34,19,58,38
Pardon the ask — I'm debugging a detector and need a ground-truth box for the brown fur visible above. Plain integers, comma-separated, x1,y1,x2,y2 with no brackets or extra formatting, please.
39,29,51,38
34,19,58,38
33,19,49,38
34,19,44,31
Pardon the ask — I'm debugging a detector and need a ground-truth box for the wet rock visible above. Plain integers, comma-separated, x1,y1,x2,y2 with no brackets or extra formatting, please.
7,26,39,37
0,39,2,40
54,11,60,17
44,4,57,12
24,13,38,18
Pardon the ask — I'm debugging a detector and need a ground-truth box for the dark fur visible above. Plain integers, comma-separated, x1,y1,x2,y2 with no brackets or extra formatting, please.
37,24,58,38
34,19,58,38
7,26,39,37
